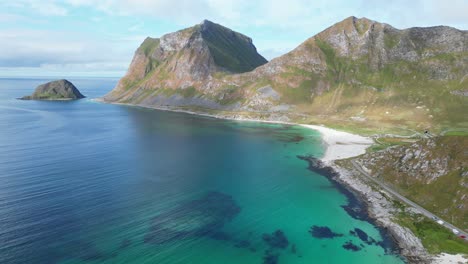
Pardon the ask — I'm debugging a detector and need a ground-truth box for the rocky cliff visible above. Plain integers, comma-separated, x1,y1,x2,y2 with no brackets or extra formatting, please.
104,17,468,134
357,136,468,229
20,79,85,100
103,20,266,108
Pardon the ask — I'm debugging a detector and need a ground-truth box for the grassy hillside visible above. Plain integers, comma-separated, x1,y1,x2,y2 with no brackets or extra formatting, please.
261,36,468,134
105,17,467,135
201,20,267,73
358,136,468,229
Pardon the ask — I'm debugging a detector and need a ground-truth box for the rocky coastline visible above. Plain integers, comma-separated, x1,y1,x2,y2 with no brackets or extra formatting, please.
314,159,432,263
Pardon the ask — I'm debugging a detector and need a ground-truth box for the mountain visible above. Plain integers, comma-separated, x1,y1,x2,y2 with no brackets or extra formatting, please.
104,17,468,134
103,20,267,108
357,136,468,229
20,79,85,100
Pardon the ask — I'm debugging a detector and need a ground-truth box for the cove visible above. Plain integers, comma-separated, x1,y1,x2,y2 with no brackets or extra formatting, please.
0,78,405,263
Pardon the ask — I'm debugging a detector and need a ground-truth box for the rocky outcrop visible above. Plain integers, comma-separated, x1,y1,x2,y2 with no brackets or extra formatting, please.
331,164,431,263
20,79,85,100
358,137,467,184
314,17,467,70
357,136,468,229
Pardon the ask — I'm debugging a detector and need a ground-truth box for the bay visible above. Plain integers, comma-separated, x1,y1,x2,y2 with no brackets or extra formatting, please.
0,78,404,263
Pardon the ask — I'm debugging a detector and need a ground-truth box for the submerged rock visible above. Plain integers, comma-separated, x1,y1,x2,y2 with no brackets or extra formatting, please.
20,79,85,100
262,230,289,249
263,250,279,264
309,225,343,239
342,240,362,252
144,191,240,244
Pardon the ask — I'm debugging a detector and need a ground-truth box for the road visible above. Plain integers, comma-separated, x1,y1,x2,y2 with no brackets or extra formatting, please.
350,160,468,239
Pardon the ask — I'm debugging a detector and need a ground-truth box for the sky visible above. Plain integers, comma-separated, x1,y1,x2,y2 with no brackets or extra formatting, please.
0,0,467,77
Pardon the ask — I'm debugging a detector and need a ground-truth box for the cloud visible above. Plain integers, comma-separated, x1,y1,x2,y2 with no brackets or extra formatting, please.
2,0,467,76
7,0,68,16
0,65,125,77
0,13,26,23
128,21,145,32
433,0,468,26
0,29,143,74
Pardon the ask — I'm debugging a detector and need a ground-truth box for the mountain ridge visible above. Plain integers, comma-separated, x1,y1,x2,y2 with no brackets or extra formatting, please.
104,16,468,135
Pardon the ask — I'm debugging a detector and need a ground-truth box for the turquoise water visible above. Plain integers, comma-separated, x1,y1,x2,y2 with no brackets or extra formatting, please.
0,78,405,263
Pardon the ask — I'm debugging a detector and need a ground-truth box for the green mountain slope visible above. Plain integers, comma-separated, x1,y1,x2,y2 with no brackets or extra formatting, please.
357,136,468,229
104,16,468,135
200,20,268,73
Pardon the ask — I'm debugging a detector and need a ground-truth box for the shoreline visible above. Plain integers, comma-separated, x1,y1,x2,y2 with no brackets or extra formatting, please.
92,99,373,162
95,99,463,263
329,162,430,263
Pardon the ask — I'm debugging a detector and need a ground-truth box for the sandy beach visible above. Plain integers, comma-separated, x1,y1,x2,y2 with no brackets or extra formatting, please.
300,124,374,162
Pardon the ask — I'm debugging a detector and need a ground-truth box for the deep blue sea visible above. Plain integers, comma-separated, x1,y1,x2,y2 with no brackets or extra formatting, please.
0,78,405,263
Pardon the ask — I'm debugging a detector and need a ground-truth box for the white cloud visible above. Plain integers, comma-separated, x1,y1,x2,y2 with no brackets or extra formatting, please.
0,29,142,76
2,0,467,76
0,13,26,23
128,21,145,32
8,0,69,16
0,65,125,77
433,0,468,26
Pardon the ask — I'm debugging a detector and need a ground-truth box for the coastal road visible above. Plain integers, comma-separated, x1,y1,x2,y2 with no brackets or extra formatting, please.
350,160,468,240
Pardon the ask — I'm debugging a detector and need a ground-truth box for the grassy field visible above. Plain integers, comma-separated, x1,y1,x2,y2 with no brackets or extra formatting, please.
367,137,417,153
369,136,468,229
396,212,468,255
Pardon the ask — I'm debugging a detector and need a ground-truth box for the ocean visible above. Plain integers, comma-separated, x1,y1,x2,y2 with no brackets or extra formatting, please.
0,78,405,263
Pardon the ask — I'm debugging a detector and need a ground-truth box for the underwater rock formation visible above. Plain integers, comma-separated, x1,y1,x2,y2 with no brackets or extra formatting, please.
309,225,343,239
144,191,240,244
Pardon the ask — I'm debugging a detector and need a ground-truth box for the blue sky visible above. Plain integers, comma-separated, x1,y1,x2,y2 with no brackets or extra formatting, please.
1,0,467,77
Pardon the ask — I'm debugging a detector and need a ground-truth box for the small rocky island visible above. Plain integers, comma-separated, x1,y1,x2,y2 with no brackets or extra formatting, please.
20,79,85,100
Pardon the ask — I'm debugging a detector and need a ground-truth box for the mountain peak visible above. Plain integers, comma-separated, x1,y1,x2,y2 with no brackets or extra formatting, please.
105,19,267,98
200,19,214,25
329,16,376,32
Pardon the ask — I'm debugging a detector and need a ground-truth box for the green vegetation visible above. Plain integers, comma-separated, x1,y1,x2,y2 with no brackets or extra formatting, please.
384,34,399,49
145,58,160,75
179,86,198,98
396,213,468,255
337,158,468,256
201,21,267,73
367,137,416,153
316,39,350,83
215,85,242,105
394,169,468,228
279,38,468,134
280,80,314,103
368,136,468,228
443,130,468,136
30,92,75,100
275,67,322,104
280,66,314,78
138,37,160,56
110,18,468,136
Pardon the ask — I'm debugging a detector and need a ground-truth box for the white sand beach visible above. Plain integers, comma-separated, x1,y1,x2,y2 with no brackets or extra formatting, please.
301,124,374,162
220,119,375,162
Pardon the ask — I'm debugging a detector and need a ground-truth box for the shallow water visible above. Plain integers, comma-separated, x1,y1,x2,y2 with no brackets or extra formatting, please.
0,78,405,263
